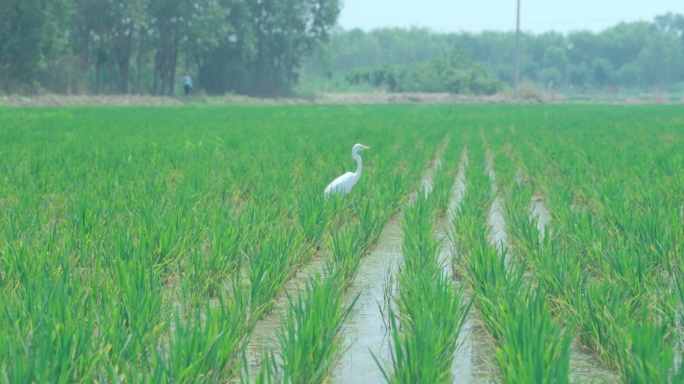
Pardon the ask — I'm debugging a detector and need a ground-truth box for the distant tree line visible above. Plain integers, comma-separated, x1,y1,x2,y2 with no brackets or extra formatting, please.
0,0,340,96
309,13,684,92
344,43,500,94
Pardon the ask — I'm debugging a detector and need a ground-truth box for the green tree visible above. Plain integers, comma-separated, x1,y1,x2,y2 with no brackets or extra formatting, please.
567,64,588,88
0,0,67,92
637,34,684,87
617,62,641,88
591,58,615,87
655,13,684,48
540,68,563,89
196,0,255,95
542,46,568,75
247,0,341,95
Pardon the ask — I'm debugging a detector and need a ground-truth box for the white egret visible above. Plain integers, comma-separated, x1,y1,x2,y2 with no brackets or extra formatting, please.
324,143,371,199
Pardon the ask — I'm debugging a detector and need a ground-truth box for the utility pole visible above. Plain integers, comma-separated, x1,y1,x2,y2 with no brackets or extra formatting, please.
514,0,520,100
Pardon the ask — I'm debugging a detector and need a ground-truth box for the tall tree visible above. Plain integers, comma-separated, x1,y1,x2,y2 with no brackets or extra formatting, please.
0,0,67,92
247,0,340,95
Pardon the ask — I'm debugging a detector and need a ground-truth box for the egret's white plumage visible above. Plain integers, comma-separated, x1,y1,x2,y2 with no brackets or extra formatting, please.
324,143,370,199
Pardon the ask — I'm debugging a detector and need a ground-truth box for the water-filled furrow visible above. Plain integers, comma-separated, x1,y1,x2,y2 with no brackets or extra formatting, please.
331,140,448,383
446,149,501,382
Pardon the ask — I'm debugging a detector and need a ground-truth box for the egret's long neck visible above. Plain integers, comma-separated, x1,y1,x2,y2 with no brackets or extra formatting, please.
352,152,362,177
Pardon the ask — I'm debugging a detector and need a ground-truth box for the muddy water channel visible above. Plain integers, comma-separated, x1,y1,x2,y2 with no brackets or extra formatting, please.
329,219,401,383
248,146,619,383
446,153,501,383
331,144,449,382
334,148,506,383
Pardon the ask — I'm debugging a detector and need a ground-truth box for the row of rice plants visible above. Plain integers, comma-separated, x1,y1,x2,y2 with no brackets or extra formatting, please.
536,153,680,381
378,140,471,383
252,209,391,382
0,105,449,381
0,106,351,381
252,199,401,382
505,108,683,382
451,137,571,383
247,112,450,382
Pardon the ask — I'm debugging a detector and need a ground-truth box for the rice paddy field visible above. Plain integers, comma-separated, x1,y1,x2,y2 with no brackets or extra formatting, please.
0,104,683,383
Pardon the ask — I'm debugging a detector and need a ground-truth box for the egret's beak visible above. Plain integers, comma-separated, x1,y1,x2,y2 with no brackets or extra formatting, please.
362,146,371,150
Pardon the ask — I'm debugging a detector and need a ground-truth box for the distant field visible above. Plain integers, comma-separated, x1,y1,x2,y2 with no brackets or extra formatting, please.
0,105,682,382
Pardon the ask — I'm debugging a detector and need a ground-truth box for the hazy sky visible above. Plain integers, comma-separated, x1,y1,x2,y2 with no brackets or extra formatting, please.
338,0,684,34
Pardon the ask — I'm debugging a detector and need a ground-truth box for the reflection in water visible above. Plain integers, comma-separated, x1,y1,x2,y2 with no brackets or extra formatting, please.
332,142,448,382
330,221,401,383
334,146,505,383
449,150,502,383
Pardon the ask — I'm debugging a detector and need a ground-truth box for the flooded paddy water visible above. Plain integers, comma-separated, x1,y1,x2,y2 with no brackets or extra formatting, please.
247,145,620,383
330,219,402,383
331,141,449,382
334,147,505,383
447,150,501,383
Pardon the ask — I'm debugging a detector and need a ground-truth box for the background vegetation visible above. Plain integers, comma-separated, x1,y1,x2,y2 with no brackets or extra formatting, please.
1,0,682,97
306,14,684,95
0,0,340,96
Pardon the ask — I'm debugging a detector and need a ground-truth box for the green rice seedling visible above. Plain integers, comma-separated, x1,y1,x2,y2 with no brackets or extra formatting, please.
380,283,469,384
618,312,677,383
328,224,365,287
376,261,397,334
384,172,413,209
390,269,470,380
452,146,572,384
501,182,539,258
354,199,387,253
0,260,99,383
676,275,684,382
379,166,470,383
179,250,215,311
492,147,517,193
256,273,356,384
297,188,332,248
100,258,166,366
162,288,249,382
204,212,247,278
574,275,664,370
426,143,462,218
324,191,354,229
494,285,572,384
247,228,305,317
